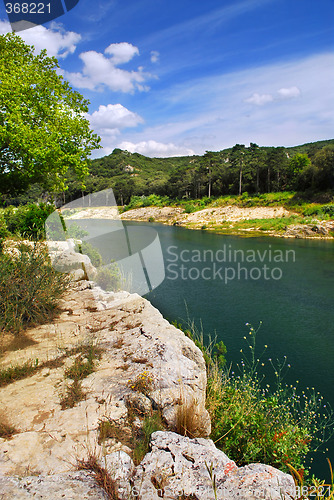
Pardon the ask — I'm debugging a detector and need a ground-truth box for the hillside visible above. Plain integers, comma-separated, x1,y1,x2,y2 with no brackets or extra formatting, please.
2,139,333,207
85,139,334,204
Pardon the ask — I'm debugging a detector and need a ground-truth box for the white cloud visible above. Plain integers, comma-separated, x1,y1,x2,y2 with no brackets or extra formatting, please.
245,93,274,106
0,19,10,34
88,104,143,135
277,86,301,99
115,52,334,155
150,51,160,63
117,140,195,157
64,43,152,93
105,42,139,65
245,86,301,106
0,19,81,58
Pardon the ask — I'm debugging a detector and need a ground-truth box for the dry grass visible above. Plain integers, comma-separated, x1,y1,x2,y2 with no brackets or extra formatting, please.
60,379,87,410
0,412,17,439
77,452,119,500
176,398,207,439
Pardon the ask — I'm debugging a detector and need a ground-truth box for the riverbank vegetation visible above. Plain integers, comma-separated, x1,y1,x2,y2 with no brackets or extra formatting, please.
178,320,334,484
0,242,69,334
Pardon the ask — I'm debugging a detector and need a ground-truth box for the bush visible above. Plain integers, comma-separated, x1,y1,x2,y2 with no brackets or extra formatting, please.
184,204,196,213
94,261,122,291
0,243,69,333
123,194,171,211
0,212,8,239
75,241,103,268
206,324,334,476
3,203,55,239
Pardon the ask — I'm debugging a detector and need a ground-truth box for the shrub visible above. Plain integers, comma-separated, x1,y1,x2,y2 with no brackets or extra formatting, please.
127,370,153,396
75,241,103,268
184,204,196,214
206,324,334,476
65,223,89,239
0,212,8,239
3,203,55,239
77,452,119,499
133,412,164,464
0,243,69,334
94,262,122,291
123,194,171,211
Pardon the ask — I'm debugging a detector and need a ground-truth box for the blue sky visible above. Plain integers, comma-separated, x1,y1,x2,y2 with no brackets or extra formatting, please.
1,0,334,157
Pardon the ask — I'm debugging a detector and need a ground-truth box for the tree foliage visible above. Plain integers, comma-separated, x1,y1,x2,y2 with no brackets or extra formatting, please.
0,33,101,195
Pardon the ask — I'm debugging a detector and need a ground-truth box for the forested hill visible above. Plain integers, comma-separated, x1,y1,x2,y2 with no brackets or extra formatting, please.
84,139,334,204
5,139,333,207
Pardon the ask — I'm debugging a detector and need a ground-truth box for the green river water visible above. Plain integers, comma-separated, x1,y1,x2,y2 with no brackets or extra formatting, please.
69,219,334,479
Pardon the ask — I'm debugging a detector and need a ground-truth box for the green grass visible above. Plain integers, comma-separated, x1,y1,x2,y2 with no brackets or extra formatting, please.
132,412,164,465
59,378,87,410
60,341,104,410
64,343,103,380
0,359,39,386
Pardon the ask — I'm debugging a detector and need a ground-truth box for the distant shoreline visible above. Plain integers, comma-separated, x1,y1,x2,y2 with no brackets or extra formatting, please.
65,205,334,239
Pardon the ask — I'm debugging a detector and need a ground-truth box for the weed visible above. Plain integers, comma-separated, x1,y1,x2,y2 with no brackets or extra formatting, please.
176,399,206,439
288,459,334,499
60,341,103,409
0,359,39,386
205,462,218,500
94,262,122,292
127,371,153,396
133,412,164,465
207,324,334,475
60,378,87,410
64,343,103,380
0,413,17,439
77,452,118,500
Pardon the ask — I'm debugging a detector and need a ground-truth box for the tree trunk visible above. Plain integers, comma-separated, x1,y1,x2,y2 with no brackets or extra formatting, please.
239,167,243,195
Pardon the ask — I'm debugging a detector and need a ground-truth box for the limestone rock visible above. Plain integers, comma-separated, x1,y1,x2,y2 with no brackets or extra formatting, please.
131,431,295,500
0,471,108,499
50,249,96,279
104,451,135,499
0,282,209,477
284,221,334,238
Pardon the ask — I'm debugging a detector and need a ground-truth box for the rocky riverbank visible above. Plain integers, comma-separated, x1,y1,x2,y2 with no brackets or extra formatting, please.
0,276,296,499
66,205,334,239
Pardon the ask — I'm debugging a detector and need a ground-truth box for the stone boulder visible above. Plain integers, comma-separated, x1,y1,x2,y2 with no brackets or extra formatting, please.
131,431,296,500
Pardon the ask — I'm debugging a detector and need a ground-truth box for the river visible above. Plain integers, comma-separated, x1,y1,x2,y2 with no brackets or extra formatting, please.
67,218,334,478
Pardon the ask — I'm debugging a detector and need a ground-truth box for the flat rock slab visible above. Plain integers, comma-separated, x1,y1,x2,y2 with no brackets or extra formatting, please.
0,471,108,499
0,282,209,476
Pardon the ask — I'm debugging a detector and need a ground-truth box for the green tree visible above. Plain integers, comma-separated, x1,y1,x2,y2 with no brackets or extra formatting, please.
0,33,101,195
230,144,248,195
312,145,334,190
288,153,311,189
266,147,288,192
247,143,265,193
201,151,220,198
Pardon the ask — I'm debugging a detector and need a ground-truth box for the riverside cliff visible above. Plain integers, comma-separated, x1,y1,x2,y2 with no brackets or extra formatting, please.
0,277,295,498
